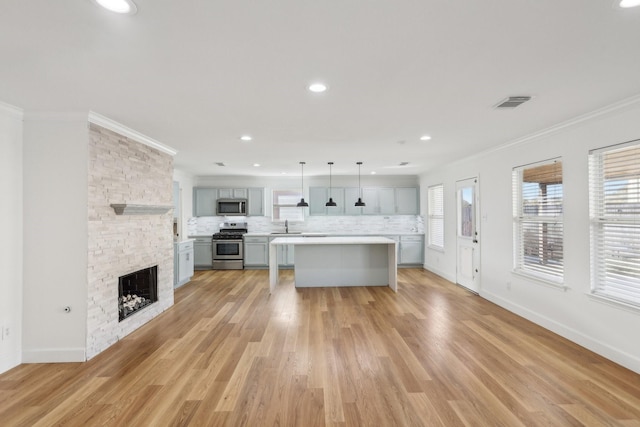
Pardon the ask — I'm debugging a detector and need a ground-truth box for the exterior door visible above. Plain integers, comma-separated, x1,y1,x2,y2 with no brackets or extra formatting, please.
456,177,480,293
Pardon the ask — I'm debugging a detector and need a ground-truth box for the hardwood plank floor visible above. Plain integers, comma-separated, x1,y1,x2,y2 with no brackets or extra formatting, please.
1,269,640,426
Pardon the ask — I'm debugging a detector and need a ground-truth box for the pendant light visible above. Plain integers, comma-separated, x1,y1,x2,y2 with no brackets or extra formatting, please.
325,162,337,207
296,161,309,207
355,161,366,207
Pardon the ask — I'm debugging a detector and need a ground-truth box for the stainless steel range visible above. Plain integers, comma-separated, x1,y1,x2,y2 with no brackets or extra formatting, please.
212,221,248,270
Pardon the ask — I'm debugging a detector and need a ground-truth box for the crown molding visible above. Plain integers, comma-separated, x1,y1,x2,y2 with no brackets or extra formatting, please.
0,101,24,119
492,93,640,152
88,111,177,156
444,92,640,170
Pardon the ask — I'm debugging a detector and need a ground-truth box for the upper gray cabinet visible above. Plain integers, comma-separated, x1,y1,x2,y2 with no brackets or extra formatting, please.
193,187,265,217
363,187,395,215
217,188,248,199
395,187,419,214
309,187,346,216
193,187,217,216
309,186,419,216
247,187,264,216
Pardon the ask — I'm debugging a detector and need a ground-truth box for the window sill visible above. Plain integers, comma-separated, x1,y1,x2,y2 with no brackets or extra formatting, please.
588,292,640,314
511,269,567,291
427,245,444,253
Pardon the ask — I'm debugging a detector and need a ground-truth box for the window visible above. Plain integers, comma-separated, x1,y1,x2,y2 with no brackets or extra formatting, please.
428,184,444,248
512,159,563,283
272,189,305,222
590,140,640,307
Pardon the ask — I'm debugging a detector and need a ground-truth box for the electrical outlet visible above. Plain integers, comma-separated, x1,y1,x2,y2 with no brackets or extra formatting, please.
4,326,9,339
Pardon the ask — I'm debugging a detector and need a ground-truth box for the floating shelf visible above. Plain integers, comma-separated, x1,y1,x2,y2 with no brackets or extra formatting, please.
110,204,173,215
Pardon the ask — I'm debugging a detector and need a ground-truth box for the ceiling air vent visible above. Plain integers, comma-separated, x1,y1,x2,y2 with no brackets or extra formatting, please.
494,96,532,109
399,162,410,166
215,162,225,167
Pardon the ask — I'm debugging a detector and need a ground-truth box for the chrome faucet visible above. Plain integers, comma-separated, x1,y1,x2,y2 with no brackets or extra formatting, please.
285,219,289,234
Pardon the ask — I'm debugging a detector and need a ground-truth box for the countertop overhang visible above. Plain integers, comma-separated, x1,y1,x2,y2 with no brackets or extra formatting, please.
269,236,397,245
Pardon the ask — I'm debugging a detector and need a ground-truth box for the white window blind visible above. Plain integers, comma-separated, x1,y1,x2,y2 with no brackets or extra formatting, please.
589,140,640,307
512,159,564,282
272,190,305,222
428,184,444,248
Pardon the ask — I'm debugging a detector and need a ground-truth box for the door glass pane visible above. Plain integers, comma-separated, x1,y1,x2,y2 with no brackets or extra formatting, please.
459,187,474,238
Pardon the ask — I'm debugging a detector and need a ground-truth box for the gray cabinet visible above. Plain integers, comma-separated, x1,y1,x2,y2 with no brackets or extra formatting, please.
309,187,346,216
218,188,248,199
363,187,395,215
193,237,213,269
269,237,294,267
174,240,195,288
247,187,264,216
395,187,419,214
193,188,217,216
344,187,364,215
244,236,269,267
309,187,329,216
309,187,362,216
193,187,265,217
399,235,424,265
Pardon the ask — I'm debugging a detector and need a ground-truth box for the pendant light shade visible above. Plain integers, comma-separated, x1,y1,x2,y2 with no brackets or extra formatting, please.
325,162,337,207
296,161,309,207
355,162,366,207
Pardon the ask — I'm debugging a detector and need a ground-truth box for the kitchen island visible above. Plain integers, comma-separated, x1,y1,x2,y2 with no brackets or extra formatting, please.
269,236,397,293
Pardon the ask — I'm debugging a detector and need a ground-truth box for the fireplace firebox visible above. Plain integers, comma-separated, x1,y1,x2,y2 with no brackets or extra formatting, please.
118,265,158,321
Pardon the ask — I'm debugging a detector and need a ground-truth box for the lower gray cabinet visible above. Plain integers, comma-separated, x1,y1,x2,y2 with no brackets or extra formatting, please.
193,237,213,269
399,235,424,265
175,240,195,288
278,244,295,267
244,236,269,267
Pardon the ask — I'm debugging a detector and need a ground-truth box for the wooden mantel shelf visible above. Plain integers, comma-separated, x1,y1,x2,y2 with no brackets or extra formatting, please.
110,204,173,215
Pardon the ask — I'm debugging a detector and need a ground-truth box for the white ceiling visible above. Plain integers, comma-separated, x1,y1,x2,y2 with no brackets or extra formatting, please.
2,1,640,177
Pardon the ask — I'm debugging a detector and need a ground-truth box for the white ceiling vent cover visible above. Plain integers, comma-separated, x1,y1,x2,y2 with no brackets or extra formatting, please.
494,96,532,109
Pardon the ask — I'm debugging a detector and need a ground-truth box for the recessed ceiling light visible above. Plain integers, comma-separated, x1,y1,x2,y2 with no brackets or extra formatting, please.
92,0,137,14
253,163,260,167
370,171,377,175
281,172,287,175
619,0,640,7
308,83,328,93
240,135,252,141
420,135,432,141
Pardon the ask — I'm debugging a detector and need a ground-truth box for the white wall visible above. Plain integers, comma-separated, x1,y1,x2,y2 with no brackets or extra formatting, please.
173,169,195,241
0,102,23,373
420,98,640,374
22,113,89,362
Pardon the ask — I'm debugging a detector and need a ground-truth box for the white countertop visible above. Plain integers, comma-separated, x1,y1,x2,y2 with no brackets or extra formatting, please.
270,236,397,245
245,232,422,237
174,238,195,244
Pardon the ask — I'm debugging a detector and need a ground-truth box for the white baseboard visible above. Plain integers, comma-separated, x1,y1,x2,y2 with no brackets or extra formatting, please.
423,265,456,283
22,348,86,363
0,355,21,374
481,289,640,375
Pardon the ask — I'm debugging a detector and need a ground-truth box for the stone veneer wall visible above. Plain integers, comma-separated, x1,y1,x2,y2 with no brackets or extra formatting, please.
86,123,174,359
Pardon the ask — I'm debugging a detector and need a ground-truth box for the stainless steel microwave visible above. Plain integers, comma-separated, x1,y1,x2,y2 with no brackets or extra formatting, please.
216,199,247,216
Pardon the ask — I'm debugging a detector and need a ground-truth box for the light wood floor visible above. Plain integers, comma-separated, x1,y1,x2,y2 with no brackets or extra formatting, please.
1,269,640,426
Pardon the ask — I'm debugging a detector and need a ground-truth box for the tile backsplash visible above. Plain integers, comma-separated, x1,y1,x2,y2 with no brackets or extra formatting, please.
188,214,424,235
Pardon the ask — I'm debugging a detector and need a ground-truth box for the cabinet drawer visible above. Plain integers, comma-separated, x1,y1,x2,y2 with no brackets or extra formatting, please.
244,236,268,243
400,235,423,242
178,241,194,251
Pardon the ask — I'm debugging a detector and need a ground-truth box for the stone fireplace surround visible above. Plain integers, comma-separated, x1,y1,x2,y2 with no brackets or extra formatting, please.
86,123,174,359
